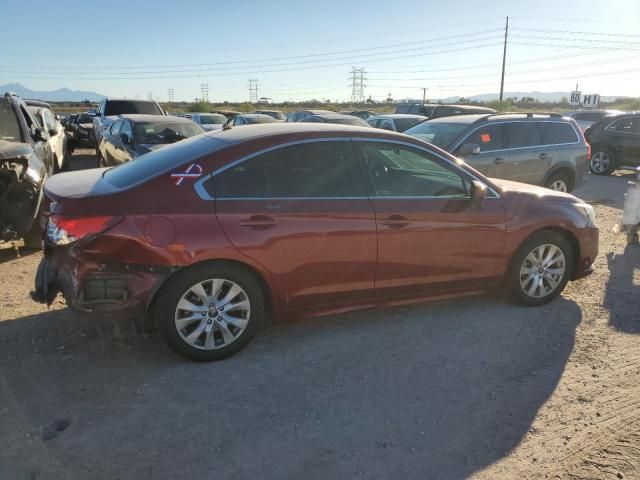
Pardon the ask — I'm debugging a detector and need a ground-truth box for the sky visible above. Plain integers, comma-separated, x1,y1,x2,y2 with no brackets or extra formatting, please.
1,0,640,102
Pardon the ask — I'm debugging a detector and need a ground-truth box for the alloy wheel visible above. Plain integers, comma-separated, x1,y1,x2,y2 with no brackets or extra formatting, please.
549,179,568,192
174,278,251,350
519,244,566,298
590,151,610,174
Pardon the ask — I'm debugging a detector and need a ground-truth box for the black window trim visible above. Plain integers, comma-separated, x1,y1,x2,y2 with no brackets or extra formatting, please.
194,137,501,200
605,116,640,135
452,120,581,153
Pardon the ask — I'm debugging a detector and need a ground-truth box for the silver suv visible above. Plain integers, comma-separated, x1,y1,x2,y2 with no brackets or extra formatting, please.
405,113,590,192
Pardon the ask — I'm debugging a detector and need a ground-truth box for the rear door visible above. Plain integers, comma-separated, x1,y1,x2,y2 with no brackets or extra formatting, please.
212,139,378,310
356,140,506,298
455,123,507,178
504,122,549,185
606,117,640,164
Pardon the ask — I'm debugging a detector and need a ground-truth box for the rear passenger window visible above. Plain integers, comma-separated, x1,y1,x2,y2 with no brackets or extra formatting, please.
506,123,542,148
214,141,362,198
538,122,578,145
465,124,505,151
607,117,636,133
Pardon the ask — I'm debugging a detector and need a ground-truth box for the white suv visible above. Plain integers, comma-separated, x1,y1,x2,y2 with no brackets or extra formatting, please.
26,100,68,172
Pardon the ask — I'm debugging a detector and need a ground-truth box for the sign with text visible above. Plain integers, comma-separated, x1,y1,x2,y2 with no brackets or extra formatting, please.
582,94,600,108
570,91,581,106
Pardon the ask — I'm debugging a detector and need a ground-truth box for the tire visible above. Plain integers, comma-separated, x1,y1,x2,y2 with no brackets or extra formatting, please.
506,230,574,306
590,146,616,175
22,210,43,250
156,263,265,361
545,172,571,193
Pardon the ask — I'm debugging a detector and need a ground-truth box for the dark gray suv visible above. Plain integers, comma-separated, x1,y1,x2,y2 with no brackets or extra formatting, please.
405,113,589,192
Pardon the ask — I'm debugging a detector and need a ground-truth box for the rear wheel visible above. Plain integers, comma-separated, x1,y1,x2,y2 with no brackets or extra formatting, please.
545,172,571,193
506,231,573,306
157,263,264,361
590,147,616,175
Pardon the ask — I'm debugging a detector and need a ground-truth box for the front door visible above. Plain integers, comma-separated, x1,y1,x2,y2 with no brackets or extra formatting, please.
213,139,377,310
456,123,508,179
355,140,506,299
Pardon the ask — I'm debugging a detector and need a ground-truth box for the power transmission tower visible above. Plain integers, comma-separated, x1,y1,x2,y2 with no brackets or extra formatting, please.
499,16,509,102
248,79,259,103
349,68,366,103
167,88,174,103
200,83,209,103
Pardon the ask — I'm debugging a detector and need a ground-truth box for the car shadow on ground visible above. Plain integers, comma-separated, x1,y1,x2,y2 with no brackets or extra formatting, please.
0,244,39,264
0,295,581,480
605,244,640,334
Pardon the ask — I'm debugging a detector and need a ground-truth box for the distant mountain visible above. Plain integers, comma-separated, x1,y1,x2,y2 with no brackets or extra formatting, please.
439,92,571,103
0,83,106,102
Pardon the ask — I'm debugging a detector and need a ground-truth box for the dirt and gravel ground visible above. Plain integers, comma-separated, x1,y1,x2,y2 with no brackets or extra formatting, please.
0,149,638,480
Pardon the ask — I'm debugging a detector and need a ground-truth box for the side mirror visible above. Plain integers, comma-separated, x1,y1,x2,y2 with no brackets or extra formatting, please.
120,133,132,145
33,127,49,141
470,180,487,209
459,143,481,157
48,127,58,136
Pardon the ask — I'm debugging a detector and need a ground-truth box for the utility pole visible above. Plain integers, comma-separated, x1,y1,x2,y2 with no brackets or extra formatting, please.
349,67,366,103
248,79,259,103
200,83,209,103
499,16,509,102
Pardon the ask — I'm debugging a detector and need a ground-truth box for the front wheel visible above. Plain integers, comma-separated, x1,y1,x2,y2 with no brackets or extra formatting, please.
506,231,574,306
157,263,265,361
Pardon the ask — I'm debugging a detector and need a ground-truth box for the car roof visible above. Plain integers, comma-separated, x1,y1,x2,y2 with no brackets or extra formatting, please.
104,97,157,102
117,114,194,123
295,109,335,114
369,114,426,120
204,122,407,144
237,113,276,119
309,113,362,120
25,99,52,109
425,112,571,125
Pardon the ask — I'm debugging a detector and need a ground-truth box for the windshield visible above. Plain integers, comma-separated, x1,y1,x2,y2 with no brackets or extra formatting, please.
199,115,226,125
78,114,94,123
246,116,277,124
134,122,204,144
394,117,425,132
104,100,163,116
0,99,22,141
404,121,468,149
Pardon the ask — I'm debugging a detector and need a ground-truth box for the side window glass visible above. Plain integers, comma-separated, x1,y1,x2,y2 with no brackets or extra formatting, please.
120,120,132,137
506,123,542,148
213,141,360,198
380,120,394,131
44,111,56,131
20,106,36,135
538,122,578,145
464,124,505,152
359,142,469,198
608,118,634,133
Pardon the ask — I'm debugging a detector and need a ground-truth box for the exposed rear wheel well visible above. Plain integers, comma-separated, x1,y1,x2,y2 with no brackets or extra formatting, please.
141,259,274,334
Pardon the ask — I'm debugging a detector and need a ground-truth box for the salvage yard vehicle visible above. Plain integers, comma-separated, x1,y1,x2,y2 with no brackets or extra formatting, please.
300,113,370,127
367,114,426,132
395,103,496,118
26,100,68,172
224,113,281,127
97,114,204,167
183,112,227,131
254,110,287,121
584,113,640,175
93,98,165,145
33,123,598,361
405,113,590,193
286,109,335,122
69,112,96,151
563,109,623,132
1,92,53,248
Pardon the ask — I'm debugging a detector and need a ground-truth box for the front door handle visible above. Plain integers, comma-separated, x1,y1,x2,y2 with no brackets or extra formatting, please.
379,214,410,229
538,153,550,160
239,215,277,230
493,157,505,164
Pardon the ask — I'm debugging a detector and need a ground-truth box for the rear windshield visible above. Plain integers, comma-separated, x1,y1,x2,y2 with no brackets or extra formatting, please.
404,121,468,149
246,116,277,124
199,115,226,125
0,99,22,142
134,121,204,144
104,100,163,116
394,117,424,132
103,136,227,188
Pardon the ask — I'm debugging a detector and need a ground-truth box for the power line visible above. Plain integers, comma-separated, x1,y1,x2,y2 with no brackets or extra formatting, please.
511,27,640,39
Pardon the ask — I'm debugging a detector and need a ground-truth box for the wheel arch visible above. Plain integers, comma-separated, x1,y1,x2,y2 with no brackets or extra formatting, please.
543,164,575,191
143,258,277,331
510,226,581,279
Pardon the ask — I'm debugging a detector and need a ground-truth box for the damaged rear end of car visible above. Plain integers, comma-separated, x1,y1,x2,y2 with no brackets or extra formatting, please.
0,140,46,244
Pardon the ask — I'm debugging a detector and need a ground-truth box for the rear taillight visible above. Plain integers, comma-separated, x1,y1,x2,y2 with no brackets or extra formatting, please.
47,215,118,245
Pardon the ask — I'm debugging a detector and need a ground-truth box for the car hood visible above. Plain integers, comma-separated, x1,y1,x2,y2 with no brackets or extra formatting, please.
0,140,32,160
491,178,579,204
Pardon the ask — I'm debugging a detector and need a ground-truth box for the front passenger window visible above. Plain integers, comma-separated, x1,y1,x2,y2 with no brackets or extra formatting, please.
359,142,469,198
464,124,505,152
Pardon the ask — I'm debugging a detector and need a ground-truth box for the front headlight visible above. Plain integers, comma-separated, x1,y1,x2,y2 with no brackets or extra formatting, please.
575,203,597,227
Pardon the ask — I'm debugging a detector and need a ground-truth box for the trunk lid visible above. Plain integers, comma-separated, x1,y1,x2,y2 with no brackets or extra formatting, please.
44,167,117,201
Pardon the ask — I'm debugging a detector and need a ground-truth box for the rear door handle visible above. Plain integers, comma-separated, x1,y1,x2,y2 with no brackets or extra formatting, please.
493,157,505,164
379,214,410,229
239,215,277,230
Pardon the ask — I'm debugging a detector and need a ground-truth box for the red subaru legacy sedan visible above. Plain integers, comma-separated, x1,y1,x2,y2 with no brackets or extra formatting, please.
33,123,598,361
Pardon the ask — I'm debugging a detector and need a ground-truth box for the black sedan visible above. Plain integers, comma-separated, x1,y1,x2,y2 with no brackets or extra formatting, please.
98,114,204,167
